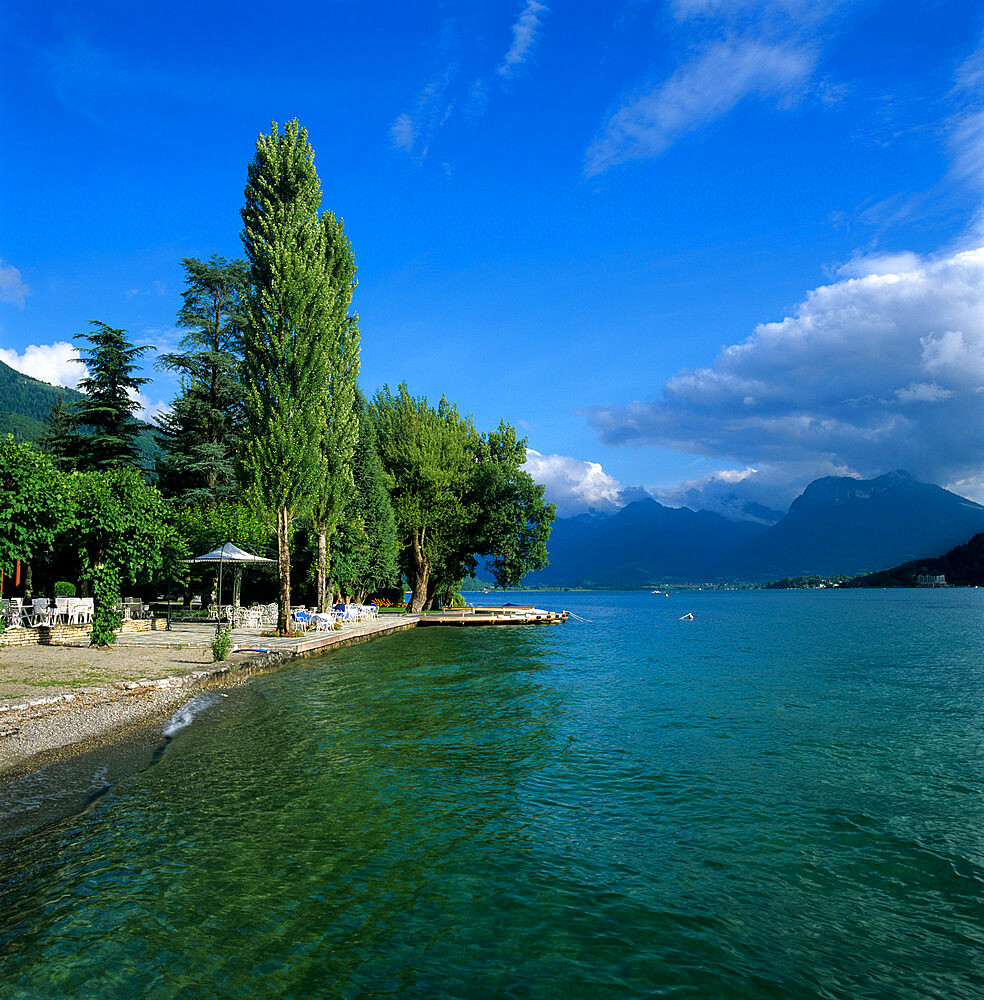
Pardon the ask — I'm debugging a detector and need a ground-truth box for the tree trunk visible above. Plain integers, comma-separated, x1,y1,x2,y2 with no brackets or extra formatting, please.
277,507,292,633
23,562,32,602
407,529,431,613
232,566,243,608
316,530,327,612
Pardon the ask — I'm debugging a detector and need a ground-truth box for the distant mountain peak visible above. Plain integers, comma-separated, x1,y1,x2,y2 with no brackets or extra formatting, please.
795,470,924,509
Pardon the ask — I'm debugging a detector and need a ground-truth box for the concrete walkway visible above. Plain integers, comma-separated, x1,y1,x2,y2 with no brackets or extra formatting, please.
113,614,422,655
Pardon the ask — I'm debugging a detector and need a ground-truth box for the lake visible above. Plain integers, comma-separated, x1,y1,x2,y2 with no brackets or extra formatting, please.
2,589,984,998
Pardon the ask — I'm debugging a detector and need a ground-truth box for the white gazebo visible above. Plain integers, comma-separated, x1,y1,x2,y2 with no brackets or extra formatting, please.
183,542,276,628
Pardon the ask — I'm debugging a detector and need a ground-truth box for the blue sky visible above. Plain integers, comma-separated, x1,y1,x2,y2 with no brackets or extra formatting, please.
2,0,984,517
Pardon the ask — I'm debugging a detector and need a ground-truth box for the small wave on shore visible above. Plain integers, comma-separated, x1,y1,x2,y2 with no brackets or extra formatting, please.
163,693,221,739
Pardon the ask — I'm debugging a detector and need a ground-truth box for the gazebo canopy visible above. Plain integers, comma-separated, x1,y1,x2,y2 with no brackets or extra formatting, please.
183,542,276,565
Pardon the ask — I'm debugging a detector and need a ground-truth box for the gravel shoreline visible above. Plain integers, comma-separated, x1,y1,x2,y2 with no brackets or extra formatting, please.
0,645,276,780
0,617,420,782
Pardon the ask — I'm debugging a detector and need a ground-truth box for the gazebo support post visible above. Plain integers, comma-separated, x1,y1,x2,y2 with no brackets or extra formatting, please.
216,543,227,637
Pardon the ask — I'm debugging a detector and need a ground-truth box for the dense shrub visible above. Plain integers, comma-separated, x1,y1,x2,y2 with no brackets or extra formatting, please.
53,581,76,597
212,626,233,662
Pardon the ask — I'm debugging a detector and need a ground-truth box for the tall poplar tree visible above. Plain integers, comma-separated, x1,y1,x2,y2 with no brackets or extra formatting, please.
240,119,331,632
311,210,360,611
71,321,149,471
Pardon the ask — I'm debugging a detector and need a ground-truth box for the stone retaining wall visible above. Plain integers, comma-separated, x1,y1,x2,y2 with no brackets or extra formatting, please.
119,618,168,634
0,617,167,647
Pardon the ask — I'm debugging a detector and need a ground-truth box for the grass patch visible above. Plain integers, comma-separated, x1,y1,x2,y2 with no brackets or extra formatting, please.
29,670,140,688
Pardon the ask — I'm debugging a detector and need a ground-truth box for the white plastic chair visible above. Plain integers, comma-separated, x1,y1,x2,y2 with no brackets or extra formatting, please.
6,598,25,628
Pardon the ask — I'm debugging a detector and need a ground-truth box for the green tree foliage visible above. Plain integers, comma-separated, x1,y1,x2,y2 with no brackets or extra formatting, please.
457,420,554,593
329,393,399,603
38,393,76,470
173,501,270,561
311,210,361,610
172,501,271,607
156,256,248,505
67,468,179,645
844,532,984,588
240,119,332,632
372,385,553,612
418,422,554,608
72,321,149,471
372,385,476,612
0,437,73,581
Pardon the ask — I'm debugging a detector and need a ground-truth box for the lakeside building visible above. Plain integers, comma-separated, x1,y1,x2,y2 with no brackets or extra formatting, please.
916,573,946,587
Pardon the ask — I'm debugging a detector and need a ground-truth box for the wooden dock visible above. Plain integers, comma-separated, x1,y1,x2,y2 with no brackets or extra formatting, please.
417,605,568,627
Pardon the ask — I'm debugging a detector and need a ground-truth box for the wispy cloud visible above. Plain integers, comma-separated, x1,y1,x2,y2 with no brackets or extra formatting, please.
0,259,29,308
584,0,848,176
391,4,551,162
585,38,815,175
497,1,549,79
947,39,984,218
389,62,457,161
669,0,836,22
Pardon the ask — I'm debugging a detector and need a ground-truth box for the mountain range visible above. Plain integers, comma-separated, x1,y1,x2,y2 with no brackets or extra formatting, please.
527,471,984,586
4,358,982,585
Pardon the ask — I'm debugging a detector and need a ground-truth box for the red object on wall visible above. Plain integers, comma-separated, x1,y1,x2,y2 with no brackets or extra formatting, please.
14,560,20,587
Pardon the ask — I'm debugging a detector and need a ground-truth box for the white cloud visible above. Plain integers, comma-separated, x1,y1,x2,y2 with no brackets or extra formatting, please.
894,381,953,404
588,247,984,492
921,328,984,388
523,448,627,516
585,38,815,175
127,387,168,423
836,251,922,279
0,341,87,388
497,1,549,79
392,5,550,162
0,260,29,308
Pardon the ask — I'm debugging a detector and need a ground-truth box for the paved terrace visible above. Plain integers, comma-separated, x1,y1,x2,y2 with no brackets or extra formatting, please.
114,613,422,655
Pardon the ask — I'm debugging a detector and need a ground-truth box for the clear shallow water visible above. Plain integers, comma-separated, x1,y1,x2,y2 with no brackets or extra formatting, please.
2,589,984,998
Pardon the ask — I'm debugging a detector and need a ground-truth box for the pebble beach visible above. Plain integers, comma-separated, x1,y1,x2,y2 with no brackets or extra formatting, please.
0,643,260,777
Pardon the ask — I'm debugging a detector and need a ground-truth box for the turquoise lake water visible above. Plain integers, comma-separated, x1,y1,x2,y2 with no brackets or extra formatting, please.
2,588,984,998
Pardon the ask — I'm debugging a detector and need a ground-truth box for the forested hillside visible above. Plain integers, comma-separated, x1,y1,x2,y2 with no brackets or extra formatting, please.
845,533,984,587
0,357,158,469
0,358,86,438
